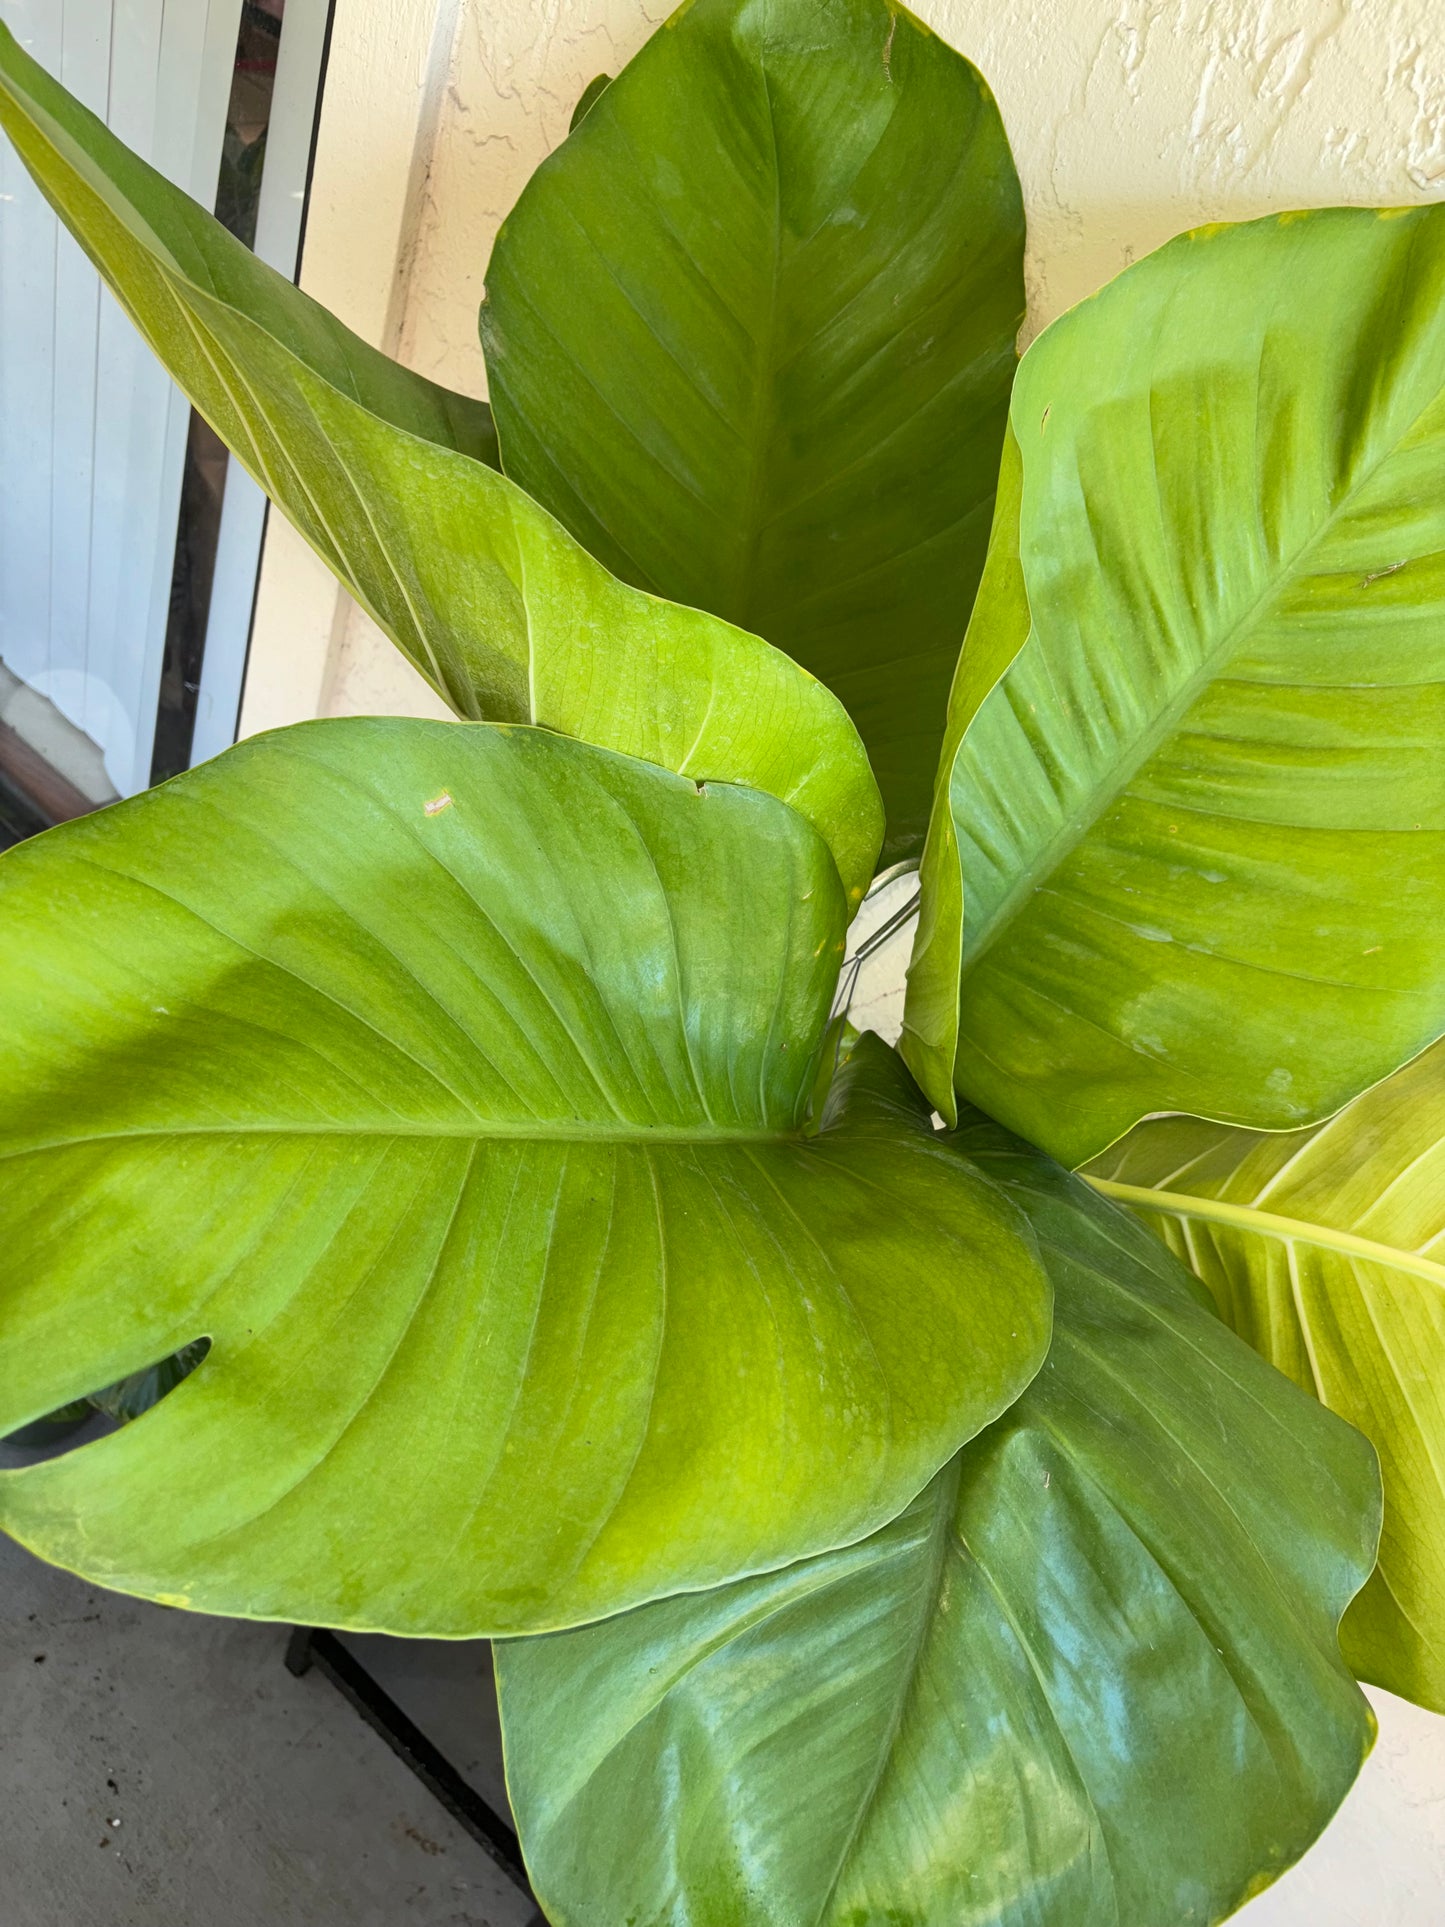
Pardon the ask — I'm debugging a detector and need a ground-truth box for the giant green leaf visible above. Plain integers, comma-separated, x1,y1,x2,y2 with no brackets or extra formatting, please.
0,22,882,903
0,721,1048,1635
902,205,1445,1157
1089,1036,1445,1714
480,0,1025,864
497,1112,1379,1927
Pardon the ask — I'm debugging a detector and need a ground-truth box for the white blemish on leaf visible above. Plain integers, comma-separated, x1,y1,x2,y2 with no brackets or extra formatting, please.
424,792,454,817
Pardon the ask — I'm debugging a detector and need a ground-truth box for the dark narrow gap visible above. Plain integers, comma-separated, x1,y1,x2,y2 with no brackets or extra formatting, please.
0,766,52,852
149,0,288,785
2,1339,212,1455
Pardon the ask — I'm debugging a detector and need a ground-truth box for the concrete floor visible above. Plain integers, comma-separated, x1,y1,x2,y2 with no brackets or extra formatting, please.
1,1526,536,1927
5,1414,1445,1925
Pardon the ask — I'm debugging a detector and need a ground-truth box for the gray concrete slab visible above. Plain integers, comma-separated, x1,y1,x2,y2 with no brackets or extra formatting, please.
1,1529,536,1927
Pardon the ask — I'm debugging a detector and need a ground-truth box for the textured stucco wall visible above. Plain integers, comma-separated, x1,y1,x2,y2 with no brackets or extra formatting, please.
944,0,1445,328
258,11,1445,1909
405,0,1445,379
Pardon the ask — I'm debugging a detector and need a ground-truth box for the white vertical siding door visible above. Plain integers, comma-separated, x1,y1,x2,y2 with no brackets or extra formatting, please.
0,0,242,795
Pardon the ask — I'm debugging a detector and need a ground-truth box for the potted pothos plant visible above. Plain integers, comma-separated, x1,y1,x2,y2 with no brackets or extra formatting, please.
1,2,1441,1922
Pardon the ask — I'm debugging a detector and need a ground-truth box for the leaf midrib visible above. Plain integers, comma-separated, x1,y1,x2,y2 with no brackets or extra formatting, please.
0,1121,798,1162
729,51,787,634
815,1458,960,1925
958,354,1445,983
1087,1176,1445,1295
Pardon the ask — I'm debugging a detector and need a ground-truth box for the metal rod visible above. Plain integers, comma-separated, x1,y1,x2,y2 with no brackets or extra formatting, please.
830,886,921,1022
852,888,921,963
285,1626,541,1913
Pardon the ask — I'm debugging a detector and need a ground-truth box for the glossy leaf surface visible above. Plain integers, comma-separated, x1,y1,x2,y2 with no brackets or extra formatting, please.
904,206,1445,1157
498,1115,1378,1927
1089,1038,1445,1713
0,722,1048,1635
481,0,1025,863
0,22,882,902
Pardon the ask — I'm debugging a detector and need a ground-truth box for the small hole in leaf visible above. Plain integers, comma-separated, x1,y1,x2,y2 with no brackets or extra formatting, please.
2,1338,211,1463
89,1336,211,1424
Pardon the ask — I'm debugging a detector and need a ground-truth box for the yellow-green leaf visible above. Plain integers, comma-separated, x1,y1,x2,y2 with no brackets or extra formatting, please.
904,206,1445,1152
1089,1036,1445,1713
0,722,1047,1634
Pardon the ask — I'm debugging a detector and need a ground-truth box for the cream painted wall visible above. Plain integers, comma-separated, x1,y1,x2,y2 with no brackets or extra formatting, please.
244,6,1445,1914
238,0,462,736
